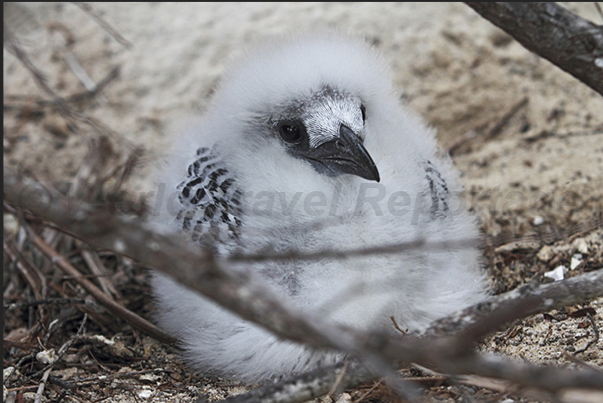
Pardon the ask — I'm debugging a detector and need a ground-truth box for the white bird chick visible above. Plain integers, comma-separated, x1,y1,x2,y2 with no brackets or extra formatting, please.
151,31,488,383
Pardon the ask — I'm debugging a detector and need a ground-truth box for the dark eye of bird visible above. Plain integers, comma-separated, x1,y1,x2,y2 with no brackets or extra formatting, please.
277,120,306,144
360,104,366,123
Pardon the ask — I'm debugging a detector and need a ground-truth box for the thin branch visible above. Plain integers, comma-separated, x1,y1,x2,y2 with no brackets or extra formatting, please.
4,298,88,311
4,25,136,150
219,361,373,403
484,96,529,140
573,312,599,355
33,314,87,403
465,3,603,96
34,368,52,403
3,240,44,300
596,3,603,22
79,242,121,298
327,360,349,397
230,237,480,263
424,271,603,336
3,67,121,111
46,21,108,106
447,130,477,155
4,26,73,121
71,3,133,48
24,224,176,345
450,373,603,403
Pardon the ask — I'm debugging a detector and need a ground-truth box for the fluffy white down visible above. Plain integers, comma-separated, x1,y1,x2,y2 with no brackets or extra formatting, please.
151,31,489,383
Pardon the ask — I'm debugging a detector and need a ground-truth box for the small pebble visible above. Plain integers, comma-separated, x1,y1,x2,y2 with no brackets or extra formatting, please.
138,387,153,399
571,238,589,254
36,349,57,365
570,254,582,270
537,245,554,262
544,265,566,281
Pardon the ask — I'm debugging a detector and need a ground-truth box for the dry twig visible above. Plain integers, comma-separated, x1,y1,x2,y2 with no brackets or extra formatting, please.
3,67,121,112
424,271,603,336
4,298,88,311
484,96,529,140
24,223,175,345
33,314,87,403
72,2,133,48
4,25,136,151
573,312,600,355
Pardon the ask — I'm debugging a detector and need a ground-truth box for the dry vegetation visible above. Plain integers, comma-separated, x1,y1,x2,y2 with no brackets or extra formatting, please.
4,3,603,403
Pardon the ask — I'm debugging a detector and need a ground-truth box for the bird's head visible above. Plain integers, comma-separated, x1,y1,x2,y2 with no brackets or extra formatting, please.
267,85,379,182
213,31,398,183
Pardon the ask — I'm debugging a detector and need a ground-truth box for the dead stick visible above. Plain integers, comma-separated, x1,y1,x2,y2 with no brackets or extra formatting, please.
485,96,528,140
25,228,175,345
465,3,603,96
72,2,133,48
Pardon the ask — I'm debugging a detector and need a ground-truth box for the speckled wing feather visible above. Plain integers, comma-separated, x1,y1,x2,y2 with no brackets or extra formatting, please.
423,159,450,218
176,146,243,252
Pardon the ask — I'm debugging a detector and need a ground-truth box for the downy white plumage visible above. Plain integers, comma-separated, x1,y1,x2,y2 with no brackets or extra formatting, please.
151,31,488,383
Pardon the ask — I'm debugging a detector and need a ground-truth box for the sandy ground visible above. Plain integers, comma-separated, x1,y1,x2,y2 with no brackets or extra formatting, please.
4,3,603,402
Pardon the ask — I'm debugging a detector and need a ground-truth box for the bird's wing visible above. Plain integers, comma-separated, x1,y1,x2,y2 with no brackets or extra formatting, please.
423,159,450,218
176,146,243,251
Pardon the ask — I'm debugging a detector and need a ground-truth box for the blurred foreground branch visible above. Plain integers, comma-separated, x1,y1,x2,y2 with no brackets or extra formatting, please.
224,271,603,403
3,168,356,351
465,2,603,96
5,168,603,403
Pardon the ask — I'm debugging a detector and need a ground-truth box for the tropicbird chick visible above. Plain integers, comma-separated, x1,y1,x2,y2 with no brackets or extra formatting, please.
152,31,489,383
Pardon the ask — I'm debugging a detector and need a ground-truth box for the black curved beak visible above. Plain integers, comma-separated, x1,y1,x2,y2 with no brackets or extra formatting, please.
306,125,380,182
